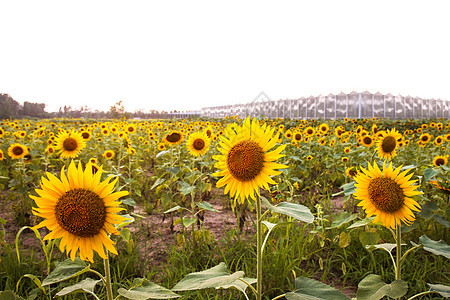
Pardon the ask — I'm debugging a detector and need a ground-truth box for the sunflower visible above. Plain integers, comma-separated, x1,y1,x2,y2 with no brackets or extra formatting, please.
345,167,358,178
318,123,329,134
81,131,92,141
157,143,165,151
419,133,432,144
354,162,422,229
31,161,129,262
304,126,315,136
376,128,402,161
306,155,313,161
292,131,302,143
0,149,4,160
102,150,115,159
361,135,375,147
342,157,349,163
213,118,287,203
164,131,184,146
434,136,444,146
186,131,211,157
433,155,448,167
89,158,98,165
429,180,450,194
125,124,136,134
8,143,29,159
54,130,86,159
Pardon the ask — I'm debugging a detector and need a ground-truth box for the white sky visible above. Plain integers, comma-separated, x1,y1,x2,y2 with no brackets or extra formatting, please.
1,1,449,113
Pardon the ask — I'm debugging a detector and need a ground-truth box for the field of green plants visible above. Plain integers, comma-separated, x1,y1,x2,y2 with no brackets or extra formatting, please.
0,116,449,299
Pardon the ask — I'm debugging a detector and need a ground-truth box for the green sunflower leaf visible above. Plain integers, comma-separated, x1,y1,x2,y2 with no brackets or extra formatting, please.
261,196,314,223
285,276,348,300
356,274,408,300
419,235,450,258
42,258,89,287
118,278,181,299
171,262,244,291
55,278,101,297
0,290,26,300
427,283,450,298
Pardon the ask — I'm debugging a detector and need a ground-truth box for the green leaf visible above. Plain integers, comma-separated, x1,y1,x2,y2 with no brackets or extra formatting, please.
16,274,45,294
356,274,408,300
285,276,348,300
423,167,439,181
327,212,358,229
156,150,170,159
55,278,101,297
338,231,351,248
164,206,182,214
182,217,197,228
341,182,356,196
348,217,374,229
120,228,132,242
122,198,136,207
151,178,166,190
427,283,450,298
118,278,181,299
179,185,195,196
218,277,256,294
197,202,220,212
359,231,380,248
15,226,43,264
171,262,244,291
42,258,89,287
418,201,439,219
419,235,450,258
0,291,26,300
261,196,314,223
433,214,450,228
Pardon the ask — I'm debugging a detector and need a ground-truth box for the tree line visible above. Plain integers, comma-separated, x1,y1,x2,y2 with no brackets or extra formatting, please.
0,94,174,120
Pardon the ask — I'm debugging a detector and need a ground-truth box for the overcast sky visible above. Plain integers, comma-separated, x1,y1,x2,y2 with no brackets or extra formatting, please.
1,1,449,113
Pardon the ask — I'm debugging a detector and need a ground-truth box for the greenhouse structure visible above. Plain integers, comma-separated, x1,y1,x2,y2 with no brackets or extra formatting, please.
201,91,450,119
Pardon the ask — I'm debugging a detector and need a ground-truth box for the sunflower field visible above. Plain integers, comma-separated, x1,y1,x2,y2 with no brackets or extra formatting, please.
0,116,449,299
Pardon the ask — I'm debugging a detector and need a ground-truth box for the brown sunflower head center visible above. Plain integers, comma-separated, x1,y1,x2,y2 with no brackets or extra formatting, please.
435,158,445,166
227,140,264,182
193,138,205,150
363,136,372,144
368,177,404,213
381,136,397,153
63,138,78,151
81,132,90,139
12,146,24,156
55,188,106,237
348,169,358,177
166,132,181,143
294,133,302,141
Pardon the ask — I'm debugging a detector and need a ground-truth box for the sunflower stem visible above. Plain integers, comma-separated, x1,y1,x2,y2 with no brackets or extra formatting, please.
256,195,263,300
395,224,401,281
104,256,114,300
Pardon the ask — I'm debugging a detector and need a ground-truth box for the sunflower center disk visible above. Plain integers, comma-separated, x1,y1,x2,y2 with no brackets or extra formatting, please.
166,132,181,143
63,138,78,151
381,136,397,153
368,178,404,213
435,158,445,166
55,188,106,237
227,140,264,182
12,146,24,156
81,132,90,139
193,139,205,150
363,136,372,145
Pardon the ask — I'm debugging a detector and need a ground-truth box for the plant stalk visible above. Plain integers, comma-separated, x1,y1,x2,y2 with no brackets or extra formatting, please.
256,196,263,300
104,256,114,300
395,224,401,281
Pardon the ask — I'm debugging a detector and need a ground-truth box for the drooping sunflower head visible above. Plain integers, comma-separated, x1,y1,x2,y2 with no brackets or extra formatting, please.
8,143,29,159
186,131,211,157
345,166,358,178
433,155,448,167
354,162,422,229
164,131,184,146
31,161,129,262
54,130,86,159
213,117,288,204
376,128,402,161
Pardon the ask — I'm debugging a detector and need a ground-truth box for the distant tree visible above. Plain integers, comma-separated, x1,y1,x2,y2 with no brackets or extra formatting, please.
21,101,48,118
0,94,21,119
108,100,130,119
